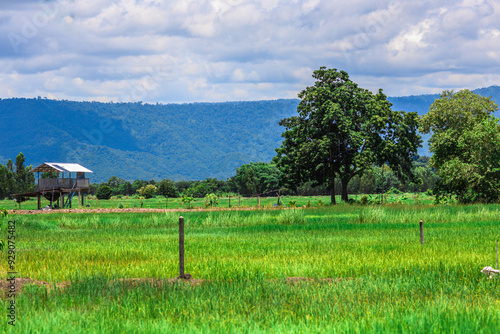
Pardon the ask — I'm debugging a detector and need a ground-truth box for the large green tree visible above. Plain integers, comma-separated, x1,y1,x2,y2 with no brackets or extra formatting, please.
275,67,421,204
233,162,281,197
420,89,500,203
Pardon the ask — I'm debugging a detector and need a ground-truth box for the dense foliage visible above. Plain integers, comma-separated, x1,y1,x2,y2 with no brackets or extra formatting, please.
96,184,113,200
276,67,422,204
0,152,35,199
421,90,500,203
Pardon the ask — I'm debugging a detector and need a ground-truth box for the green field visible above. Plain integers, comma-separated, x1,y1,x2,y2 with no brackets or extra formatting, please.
1,192,436,211
1,204,500,332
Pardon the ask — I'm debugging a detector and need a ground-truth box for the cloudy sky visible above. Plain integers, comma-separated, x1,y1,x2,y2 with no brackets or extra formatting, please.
0,0,499,103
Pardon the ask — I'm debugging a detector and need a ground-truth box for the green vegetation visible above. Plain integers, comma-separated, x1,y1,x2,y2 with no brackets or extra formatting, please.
96,184,112,200
0,152,35,200
0,193,437,211
275,67,421,204
137,184,158,199
2,204,500,332
421,89,500,203
0,98,300,182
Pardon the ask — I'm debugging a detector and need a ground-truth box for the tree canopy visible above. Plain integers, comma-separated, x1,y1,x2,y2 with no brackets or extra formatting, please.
275,67,421,204
420,89,500,203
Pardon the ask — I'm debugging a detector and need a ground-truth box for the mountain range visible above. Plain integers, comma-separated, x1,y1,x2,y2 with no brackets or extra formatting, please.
1,85,499,182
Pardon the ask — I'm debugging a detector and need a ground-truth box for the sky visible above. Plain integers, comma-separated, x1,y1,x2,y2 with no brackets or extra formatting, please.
0,0,499,103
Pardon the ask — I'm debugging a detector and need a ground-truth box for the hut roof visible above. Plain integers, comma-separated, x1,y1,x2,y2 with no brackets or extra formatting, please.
31,163,93,174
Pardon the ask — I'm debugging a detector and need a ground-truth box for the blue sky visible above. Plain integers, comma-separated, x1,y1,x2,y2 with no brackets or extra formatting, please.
1,0,499,103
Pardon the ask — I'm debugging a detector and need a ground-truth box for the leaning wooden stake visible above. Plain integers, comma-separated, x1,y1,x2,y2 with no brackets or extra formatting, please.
420,220,424,245
179,216,185,278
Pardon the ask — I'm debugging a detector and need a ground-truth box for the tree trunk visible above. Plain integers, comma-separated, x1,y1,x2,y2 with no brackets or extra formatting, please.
330,184,336,205
341,179,349,202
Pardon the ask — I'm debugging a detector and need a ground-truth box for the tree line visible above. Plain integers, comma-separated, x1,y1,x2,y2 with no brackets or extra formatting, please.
89,157,437,200
0,155,437,201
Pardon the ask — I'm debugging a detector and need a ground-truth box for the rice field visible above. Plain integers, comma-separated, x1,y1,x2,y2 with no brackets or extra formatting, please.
0,192,435,211
1,204,500,333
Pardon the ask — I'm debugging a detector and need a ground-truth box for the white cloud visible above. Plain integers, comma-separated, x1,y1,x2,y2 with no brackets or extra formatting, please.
0,0,499,102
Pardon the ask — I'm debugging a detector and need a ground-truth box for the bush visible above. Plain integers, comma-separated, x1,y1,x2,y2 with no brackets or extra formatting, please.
137,185,157,199
360,195,369,205
96,185,113,200
204,193,218,207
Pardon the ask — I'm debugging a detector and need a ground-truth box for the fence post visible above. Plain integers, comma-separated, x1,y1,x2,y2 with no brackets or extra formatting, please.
179,216,185,278
420,220,424,245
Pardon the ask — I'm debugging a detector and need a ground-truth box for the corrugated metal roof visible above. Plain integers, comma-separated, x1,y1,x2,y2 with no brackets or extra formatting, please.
31,163,93,173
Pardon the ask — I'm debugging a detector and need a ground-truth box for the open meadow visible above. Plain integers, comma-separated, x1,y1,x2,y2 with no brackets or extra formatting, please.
1,203,500,332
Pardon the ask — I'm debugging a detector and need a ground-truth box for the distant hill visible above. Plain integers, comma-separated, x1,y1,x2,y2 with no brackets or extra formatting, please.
0,98,299,182
1,85,499,182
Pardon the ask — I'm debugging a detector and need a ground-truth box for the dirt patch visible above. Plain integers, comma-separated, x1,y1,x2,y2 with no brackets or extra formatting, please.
8,206,286,215
0,278,68,298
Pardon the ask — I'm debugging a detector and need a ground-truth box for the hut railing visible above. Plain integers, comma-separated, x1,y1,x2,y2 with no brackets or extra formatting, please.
38,178,89,190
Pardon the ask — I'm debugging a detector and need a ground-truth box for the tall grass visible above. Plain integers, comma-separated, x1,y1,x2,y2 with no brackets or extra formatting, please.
2,204,500,332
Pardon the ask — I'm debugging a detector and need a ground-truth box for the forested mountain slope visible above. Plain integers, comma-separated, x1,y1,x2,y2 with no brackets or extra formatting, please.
0,98,299,182
1,86,498,182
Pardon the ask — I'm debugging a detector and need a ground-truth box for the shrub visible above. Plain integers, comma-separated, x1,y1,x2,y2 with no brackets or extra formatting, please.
137,185,157,199
288,200,297,207
360,195,369,205
204,193,218,207
96,185,112,200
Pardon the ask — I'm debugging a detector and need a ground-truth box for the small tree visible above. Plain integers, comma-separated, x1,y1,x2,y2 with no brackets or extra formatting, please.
96,185,113,200
204,193,218,207
157,179,179,208
181,196,194,209
137,184,157,199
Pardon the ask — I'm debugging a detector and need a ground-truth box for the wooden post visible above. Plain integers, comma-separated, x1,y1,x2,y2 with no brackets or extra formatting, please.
179,216,185,278
228,195,231,208
37,193,41,210
420,220,424,245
